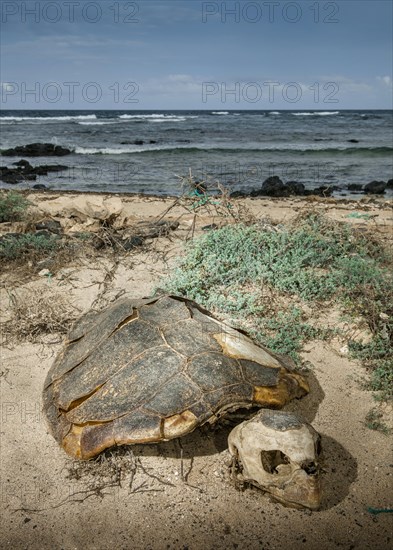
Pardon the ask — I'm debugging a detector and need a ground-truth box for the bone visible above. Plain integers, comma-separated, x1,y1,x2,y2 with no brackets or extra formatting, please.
228,409,322,510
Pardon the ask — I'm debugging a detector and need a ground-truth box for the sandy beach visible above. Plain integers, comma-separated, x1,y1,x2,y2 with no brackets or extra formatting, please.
0,191,392,550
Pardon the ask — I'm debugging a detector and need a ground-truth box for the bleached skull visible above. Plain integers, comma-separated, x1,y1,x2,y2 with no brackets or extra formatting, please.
228,410,322,510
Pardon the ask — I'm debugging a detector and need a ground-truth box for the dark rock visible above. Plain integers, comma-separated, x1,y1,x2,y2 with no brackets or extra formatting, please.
251,176,289,197
12,159,33,169
286,181,305,195
314,185,335,197
347,139,359,143
32,164,68,176
386,179,393,189
0,169,27,184
347,184,363,191
120,141,133,145
305,186,334,197
32,184,48,190
134,140,144,145
1,143,72,157
35,219,62,234
122,236,144,250
260,176,288,197
0,160,68,183
232,179,305,198
364,181,386,194
149,140,157,144
202,224,218,231
230,190,247,198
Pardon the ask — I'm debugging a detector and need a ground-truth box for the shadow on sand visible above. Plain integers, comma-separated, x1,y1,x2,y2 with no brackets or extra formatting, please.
109,370,357,510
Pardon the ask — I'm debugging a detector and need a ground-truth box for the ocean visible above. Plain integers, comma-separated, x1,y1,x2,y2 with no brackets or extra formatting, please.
1,110,392,198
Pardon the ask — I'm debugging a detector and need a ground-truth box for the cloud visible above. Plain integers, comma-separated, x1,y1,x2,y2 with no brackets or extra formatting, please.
377,75,392,87
142,74,203,95
318,75,373,94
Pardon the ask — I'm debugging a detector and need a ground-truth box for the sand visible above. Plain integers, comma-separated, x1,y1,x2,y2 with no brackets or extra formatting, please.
0,192,392,550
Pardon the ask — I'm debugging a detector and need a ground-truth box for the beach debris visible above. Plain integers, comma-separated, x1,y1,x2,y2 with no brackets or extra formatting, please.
228,409,322,510
42,196,124,230
367,507,393,515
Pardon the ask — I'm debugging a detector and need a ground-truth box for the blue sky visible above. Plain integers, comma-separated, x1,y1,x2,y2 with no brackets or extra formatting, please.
1,0,392,109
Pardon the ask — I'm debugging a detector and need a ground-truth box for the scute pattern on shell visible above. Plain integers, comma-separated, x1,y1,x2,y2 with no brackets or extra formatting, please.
42,295,309,459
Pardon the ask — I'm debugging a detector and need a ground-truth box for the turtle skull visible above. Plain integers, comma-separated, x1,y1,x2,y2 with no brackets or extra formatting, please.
228,410,322,510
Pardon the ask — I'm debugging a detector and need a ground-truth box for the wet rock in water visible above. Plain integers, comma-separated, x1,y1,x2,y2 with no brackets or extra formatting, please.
0,160,68,184
32,184,48,190
0,167,31,184
347,139,359,143
386,179,393,189
231,179,335,199
230,190,247,198
134,140,144,145
149,140,157,144
251,177,307,198
32,165,68,176
364,181,386,194
257,176,288,197
286,181,305,195
347,184,363,191
306,185,335,197
12,159,33,169
1,143,72,157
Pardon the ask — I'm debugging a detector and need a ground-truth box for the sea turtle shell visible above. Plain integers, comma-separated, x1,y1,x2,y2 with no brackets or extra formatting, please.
43,295,309,459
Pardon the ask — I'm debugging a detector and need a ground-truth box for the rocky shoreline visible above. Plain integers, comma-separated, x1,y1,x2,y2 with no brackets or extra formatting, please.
230,175,393,198
1,159,68,185
1,142,392,197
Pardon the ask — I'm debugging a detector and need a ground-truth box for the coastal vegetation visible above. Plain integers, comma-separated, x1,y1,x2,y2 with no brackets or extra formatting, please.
0,190,30,222
163,211,393,421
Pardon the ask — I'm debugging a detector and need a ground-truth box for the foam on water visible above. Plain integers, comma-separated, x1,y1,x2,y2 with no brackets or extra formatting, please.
292,111,340,116
0,114,97,122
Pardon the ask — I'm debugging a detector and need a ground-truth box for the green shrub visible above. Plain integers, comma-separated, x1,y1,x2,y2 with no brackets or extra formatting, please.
162,213,393,400
365,408,390,434
254,307,324,363
0,191,30,222
0,233,60,261
349,337,393,401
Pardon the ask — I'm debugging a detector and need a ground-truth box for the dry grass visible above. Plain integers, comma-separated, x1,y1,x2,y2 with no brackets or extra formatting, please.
157,170,256,240
66,446,137,492
2,287,79,343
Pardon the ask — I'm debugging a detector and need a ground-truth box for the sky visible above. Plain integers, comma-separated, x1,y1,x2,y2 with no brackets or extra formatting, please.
1,0,392,110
